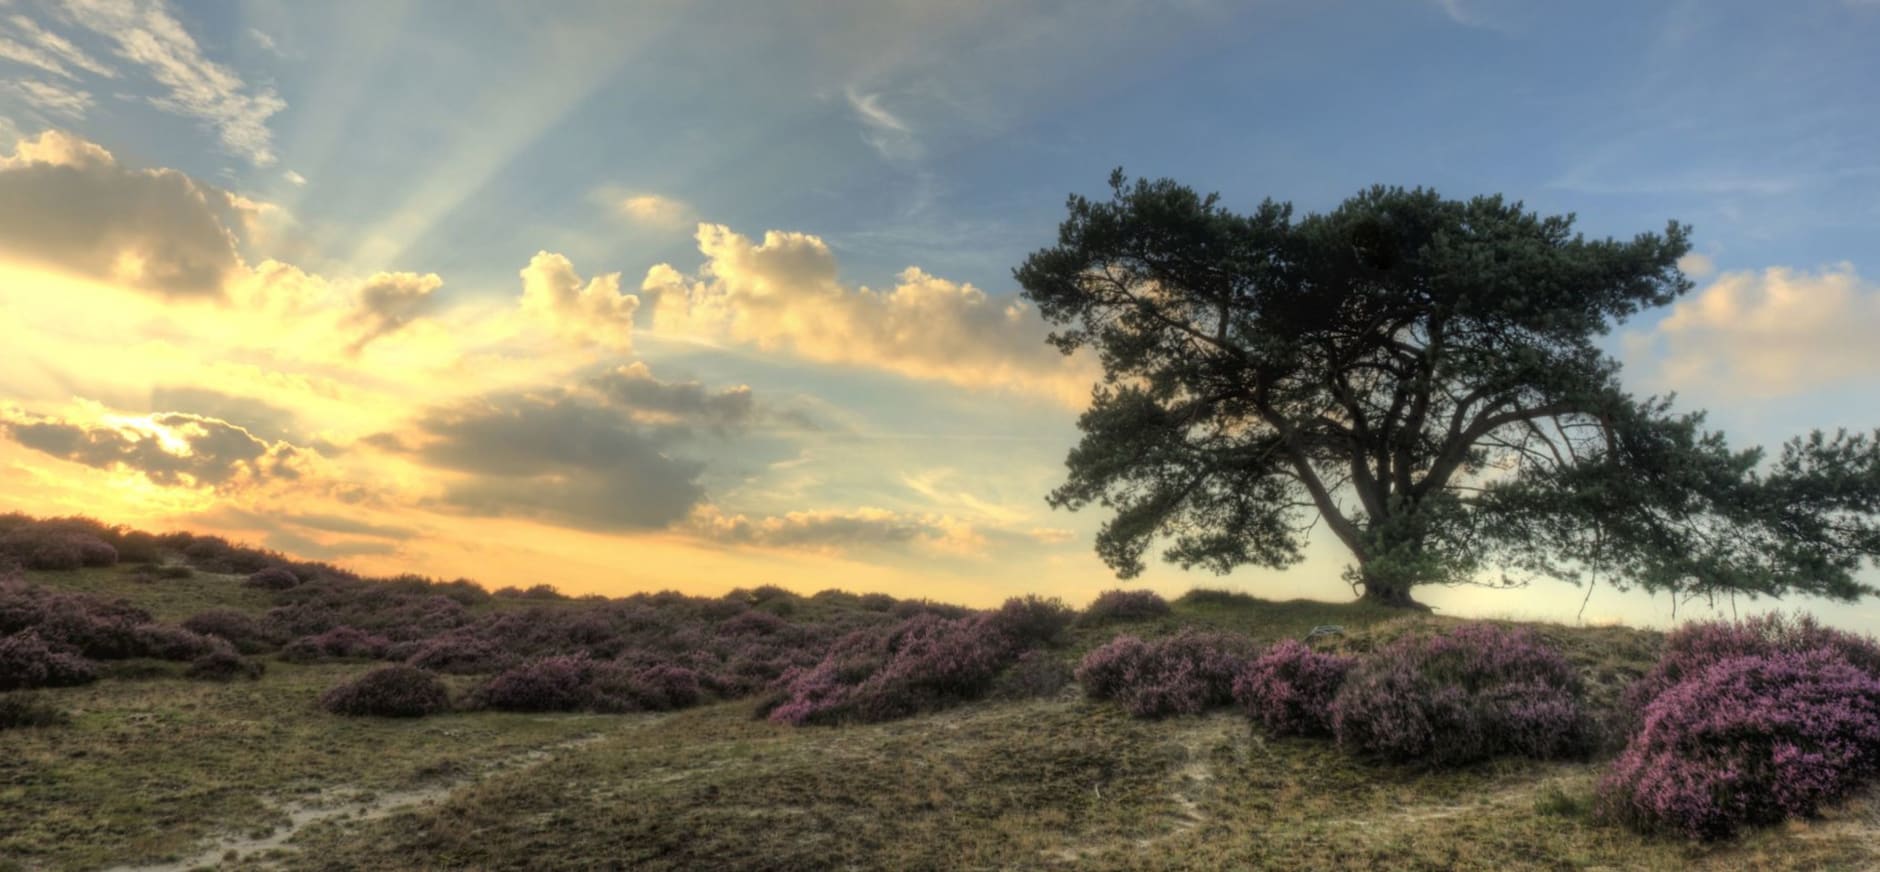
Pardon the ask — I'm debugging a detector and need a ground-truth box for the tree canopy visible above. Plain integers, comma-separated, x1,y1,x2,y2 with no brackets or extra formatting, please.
1016,172,1880,609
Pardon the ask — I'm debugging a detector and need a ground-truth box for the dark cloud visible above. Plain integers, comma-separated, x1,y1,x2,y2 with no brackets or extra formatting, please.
0,409,302,488
148,387,298,441
262,529,400,561
413,392,706,531
589,362,753,432
348,272,443,351
0,130,250,298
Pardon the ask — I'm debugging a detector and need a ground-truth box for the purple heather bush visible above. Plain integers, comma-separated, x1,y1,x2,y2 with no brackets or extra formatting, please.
1330,623,1592,766
243,567,301,591
1234,639,1354,737
1080,589,1171,624
182,609,281,654
280,626,393,662
129,625,222,661
766,601,1054,726
1619,613,1880,735
1076,630,1256,718
1597,649,1880,840
991,649,1074,700
0,631,99,690
406,633,518,675
321,665,452,717
477,655,593,711
187,646,265,682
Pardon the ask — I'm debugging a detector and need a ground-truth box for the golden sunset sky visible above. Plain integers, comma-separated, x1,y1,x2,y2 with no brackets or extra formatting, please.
3,0,1880,631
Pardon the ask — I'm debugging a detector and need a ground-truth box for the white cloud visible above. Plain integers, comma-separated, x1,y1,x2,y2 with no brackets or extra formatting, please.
1636,263,1880,396
282,169,306,186
845,86,920,161
247,27,281,57
1,78,92,117
1677,252,1716,279
644,224,1097,405
604,190,693,230
0,13,115,79
518,251,638,352
62,0,285,166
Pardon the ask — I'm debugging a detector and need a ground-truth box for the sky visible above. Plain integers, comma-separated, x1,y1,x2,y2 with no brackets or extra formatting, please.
2,0,1879,631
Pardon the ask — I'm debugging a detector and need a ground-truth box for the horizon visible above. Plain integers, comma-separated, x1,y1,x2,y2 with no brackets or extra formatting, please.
3,0,1880,632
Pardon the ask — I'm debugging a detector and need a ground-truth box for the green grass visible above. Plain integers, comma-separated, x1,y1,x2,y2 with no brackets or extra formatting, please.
3,567,1877,870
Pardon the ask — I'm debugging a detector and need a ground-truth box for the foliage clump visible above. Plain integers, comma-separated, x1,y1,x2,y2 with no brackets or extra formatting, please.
1618,613,1880,733
1233,639,1353,737
1081,589,1171,624
320,665,451,717
1330,623,1592,766
0,631,98,690
182,609,282,654
475,655,702,713
1075,630,1255,718
279,626,392,662
1597,649,1880,840
244,567,302,591
766,597,1064,726
187,647,265,682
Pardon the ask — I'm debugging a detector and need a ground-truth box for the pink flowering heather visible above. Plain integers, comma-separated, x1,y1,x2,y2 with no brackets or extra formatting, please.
1080,589,1171,624
1233,639,1353,737
0,631,98,690
1331,623,1592,766
1619,613,1880,735
279,626,393,662
1597,650,1880,840
1076,630,1256,718
767,610,1034,726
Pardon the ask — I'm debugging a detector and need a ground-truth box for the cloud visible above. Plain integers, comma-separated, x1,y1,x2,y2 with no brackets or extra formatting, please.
282,169,305,186
347,271,444,352
1677,252,1717,279
247,27,282,58
62,0,285,166
590,362,753,432
0,13,115,79
845,87,919,160
0,405,308,489
1637,263,1880,396
0,130,251,297
409,391,707,531
643,224,1096,404
686,504,1073,558
147,387,298,442
518,251,638,352
603,190,694,230
0,78,92,117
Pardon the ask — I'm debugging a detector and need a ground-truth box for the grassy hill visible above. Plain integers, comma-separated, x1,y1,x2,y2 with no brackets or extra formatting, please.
3,558,1879,870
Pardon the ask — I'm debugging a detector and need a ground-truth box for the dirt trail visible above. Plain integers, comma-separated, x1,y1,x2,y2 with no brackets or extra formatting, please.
110,725,647,872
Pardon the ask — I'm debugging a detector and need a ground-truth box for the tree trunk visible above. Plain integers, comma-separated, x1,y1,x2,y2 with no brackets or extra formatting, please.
1356,571,1432,611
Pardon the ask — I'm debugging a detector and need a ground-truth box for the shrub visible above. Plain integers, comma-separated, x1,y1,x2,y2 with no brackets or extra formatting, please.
321,666,451,717
1619,613,1880,735
155,565,194,579
183,609,281,654
187,647,265,681
717,610,790,638
0,693,69,730
1597,650,1880,840
1076,630,1256,718
768,613,1028,725
477,655,596,712
280,626,392,662
406,634,517,675
1234,639,1353,737
858,592,896,612
244,567,301,591
986,595,1076,646
0,631,98,690
625,664,702,711
130,625,222,661
1081,589,1171,624
1331,623,1592,766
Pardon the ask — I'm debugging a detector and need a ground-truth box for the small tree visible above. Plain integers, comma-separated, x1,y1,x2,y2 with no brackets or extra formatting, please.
1016,172,1880,608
